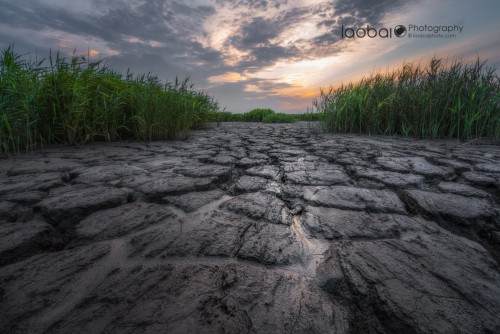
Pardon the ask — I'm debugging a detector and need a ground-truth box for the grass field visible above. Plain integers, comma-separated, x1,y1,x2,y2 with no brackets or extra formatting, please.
4,46,494,156
212,108,323,123
0,47,219,155
315,57,500,140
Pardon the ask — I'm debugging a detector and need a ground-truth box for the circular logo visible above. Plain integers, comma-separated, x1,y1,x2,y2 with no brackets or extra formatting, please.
394,25,407,37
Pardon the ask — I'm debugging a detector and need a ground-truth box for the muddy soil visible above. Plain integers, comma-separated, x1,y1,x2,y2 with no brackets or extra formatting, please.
1,122,499,333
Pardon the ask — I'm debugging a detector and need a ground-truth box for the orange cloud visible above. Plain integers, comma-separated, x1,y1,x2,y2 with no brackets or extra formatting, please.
279,100,311,111
208,72,247,83
272,86,319,99
73,49,100,58
243,84,263,93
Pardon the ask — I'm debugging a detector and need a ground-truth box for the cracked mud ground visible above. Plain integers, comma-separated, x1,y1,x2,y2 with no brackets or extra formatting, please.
1,122,500,334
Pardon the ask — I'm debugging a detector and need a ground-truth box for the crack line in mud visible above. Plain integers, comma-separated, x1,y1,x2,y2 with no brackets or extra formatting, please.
289,292,304,334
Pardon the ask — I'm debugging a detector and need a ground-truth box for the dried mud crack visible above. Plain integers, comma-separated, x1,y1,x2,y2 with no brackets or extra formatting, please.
1,122,500,333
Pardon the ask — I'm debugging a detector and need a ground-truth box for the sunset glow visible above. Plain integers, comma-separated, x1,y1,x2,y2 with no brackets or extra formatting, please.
1,0,499,113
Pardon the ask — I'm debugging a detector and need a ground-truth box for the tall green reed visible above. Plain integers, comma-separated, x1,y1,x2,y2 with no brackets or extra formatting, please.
0,47,219,155
315,57,500,140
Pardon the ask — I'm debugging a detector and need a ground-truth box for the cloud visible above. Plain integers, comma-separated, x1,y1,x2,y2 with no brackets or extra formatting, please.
309,0,419,48
3,0,462,114
0,0,417,76
0,0,227,75
334,0,414,24
215,0,289,11
222,7,316,67
219,0,417,69
208,72,247,83
230,17,282,48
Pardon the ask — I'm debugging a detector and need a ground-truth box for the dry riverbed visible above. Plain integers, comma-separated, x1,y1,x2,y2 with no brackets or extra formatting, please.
1,122,500,333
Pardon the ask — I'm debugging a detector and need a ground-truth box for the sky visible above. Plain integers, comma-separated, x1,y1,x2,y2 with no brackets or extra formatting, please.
1,0,499,113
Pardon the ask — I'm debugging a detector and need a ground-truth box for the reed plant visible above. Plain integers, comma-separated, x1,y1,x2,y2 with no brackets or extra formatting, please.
292,111,324,122
0,47,218,155
211,108,274,122
315,57,500,140
262,113,296,123
239,108,275,122
212,108,323,123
